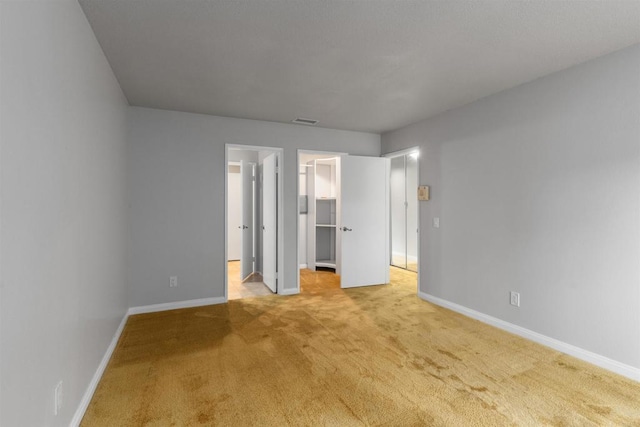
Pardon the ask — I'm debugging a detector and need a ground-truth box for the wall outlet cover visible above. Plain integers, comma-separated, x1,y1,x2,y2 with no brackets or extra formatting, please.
510,291,520,307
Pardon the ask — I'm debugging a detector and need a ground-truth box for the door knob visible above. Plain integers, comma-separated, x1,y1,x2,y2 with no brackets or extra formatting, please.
341,226,352,231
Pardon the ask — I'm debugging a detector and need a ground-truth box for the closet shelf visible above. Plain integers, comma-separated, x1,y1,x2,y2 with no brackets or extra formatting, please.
307,158,338,272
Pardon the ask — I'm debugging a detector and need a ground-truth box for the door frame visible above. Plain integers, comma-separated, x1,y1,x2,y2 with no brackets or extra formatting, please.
296,149,348,293
383,146,421,295
225,144,284,299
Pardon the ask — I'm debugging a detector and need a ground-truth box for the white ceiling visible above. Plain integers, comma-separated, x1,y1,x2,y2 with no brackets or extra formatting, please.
79,0,640,134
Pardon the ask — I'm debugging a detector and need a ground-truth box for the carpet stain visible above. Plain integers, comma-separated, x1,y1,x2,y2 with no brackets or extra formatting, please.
588,404,612,415
559,362,581,373
437,348,462,361
418,355,446,370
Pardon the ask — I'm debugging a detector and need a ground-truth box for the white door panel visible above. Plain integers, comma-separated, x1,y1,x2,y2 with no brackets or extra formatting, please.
240,161,254,280
227,170,241,260
262,154,277,292
339,156,389,288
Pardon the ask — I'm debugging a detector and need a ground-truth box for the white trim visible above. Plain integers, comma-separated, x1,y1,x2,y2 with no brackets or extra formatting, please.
276,152,285,296
299,263,308,269
225,147,229,301
418,291,640,382
70,312,129,427
279,288,300,296
128,297,227,315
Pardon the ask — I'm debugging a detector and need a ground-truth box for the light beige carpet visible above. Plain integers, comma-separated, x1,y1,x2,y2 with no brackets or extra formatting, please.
82,268,640,426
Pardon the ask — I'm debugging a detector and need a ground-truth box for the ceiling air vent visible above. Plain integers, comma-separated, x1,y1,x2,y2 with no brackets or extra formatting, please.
292,117,319,126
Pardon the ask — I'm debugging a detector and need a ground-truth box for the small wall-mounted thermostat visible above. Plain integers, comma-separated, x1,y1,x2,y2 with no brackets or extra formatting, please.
418,185,430,201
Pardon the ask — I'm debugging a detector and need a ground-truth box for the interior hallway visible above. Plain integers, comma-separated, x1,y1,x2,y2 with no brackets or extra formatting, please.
227,261,274,300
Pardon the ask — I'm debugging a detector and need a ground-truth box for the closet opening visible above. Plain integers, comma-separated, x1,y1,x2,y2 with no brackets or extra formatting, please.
385,148,420,291
225,145,283,300
297,151,344,293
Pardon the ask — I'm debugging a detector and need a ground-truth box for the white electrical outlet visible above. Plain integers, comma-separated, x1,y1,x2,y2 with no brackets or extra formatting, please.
433,217,440,228
170,276,178,288
510,291,520,307
54,381,63,415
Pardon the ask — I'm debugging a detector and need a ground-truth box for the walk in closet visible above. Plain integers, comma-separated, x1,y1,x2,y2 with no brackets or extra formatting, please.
306,158,338,270
299,152,390,288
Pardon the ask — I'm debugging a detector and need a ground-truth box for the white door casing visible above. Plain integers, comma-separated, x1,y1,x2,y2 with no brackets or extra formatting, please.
262,153,277,292
338,155,390,288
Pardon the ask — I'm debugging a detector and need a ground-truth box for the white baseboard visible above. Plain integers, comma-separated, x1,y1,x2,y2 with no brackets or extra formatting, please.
418,291,640,382
279,288,300,296
299,263,308,269
70,312,129,427
128,296,227,315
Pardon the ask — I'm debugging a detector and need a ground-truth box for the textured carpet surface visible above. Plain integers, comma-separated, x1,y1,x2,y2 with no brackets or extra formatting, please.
82,268,640,426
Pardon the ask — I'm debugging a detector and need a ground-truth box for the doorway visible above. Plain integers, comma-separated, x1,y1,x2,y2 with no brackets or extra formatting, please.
297,150,390,292
387,149,419,272
226,145,283,300
298,151,344,293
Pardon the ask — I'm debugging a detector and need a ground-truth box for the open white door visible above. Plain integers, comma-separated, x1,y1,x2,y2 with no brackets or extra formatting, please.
262,154,277,292
338,155,390,288
240,161,254,281
227,167,242,260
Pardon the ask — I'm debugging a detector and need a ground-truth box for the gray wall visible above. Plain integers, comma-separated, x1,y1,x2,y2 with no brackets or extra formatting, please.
127,107,380,306
382,44,640,369
0,1,129,425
